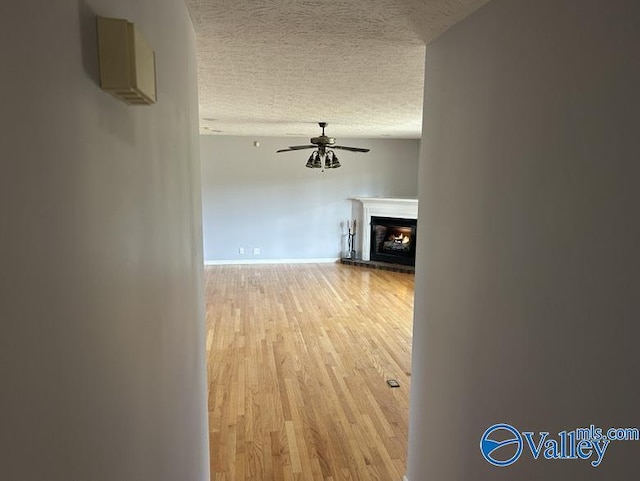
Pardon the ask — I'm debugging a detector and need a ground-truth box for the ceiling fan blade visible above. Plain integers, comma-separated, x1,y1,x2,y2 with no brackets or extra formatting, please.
332,145,370,153
276,145,316,153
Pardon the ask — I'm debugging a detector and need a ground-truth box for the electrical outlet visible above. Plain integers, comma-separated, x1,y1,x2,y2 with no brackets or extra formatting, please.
253,247,260,255
239,247,244,254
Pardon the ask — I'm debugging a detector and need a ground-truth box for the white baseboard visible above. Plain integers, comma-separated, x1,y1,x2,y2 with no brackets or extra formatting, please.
204,258,339,266
403,476,409,481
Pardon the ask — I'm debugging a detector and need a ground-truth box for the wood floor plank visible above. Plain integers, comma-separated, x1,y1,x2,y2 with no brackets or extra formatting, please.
205,264,414,481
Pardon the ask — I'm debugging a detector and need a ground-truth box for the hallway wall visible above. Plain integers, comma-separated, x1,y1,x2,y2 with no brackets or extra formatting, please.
0,1,209,480
409,0,640,479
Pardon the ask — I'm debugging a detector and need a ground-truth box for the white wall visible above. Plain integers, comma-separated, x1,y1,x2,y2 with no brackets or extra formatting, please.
0,1,209,480
200,135,419,261
409,0,640,480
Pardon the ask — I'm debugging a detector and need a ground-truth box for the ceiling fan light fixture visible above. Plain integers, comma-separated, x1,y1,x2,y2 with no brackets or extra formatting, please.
306,151,317,168
330,151,341,169
313,152,322,168
324,150,340,169
306,151,322,168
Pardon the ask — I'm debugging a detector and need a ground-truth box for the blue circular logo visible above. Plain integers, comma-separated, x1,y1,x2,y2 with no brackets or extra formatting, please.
480,423,523,467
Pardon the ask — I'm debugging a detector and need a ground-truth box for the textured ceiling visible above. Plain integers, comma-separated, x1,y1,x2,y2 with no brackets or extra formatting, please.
186,0,489,138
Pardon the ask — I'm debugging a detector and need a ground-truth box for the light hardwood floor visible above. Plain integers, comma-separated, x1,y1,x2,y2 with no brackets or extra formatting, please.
204,263,414,481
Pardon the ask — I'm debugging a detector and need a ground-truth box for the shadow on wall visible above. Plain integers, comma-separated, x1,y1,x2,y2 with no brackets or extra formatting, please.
78,0,100,85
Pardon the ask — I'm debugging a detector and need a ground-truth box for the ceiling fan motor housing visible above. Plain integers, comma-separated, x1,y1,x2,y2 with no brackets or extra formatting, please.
311,136,336,145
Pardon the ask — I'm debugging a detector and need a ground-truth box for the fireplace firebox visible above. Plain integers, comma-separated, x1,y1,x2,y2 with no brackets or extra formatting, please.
370,216,417,266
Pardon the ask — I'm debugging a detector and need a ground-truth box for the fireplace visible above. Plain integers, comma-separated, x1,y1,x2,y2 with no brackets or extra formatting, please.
353,197,418,262
370,216,417,266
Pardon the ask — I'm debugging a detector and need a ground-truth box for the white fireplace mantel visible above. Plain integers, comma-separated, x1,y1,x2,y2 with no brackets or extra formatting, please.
353,197,418,261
